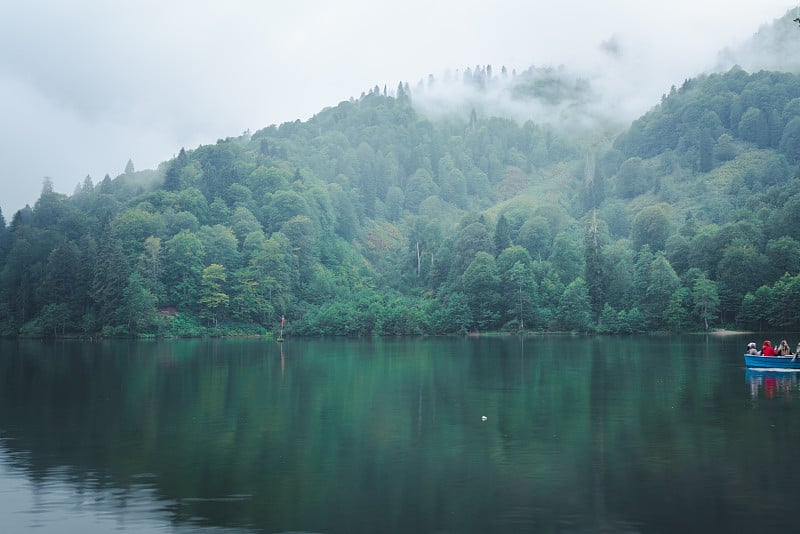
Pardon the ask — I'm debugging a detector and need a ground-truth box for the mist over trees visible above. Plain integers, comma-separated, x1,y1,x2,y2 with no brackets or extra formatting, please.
3,27,800,338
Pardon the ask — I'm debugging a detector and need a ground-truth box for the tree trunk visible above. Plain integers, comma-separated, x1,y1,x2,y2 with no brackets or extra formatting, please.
416,241,421,277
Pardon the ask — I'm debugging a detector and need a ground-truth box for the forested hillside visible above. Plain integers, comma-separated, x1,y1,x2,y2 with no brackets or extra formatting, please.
1,63,800,338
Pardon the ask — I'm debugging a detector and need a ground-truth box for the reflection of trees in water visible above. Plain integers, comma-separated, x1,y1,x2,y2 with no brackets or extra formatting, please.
3,336,800,532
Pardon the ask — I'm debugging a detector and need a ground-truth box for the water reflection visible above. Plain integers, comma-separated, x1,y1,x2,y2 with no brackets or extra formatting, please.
746,369,800,400
0,445,248,533
2,336,800,533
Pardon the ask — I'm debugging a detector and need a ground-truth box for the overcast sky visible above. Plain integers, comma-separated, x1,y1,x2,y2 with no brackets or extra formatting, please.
0,1,796,217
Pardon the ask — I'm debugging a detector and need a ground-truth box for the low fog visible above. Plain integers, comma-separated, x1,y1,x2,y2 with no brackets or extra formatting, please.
0,1,796,217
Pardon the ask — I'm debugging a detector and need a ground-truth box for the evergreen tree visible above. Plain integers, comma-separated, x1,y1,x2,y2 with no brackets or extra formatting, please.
645,254,681,326
493,214,512,255
0,207,8,264
163,148,188,191
90,236,130,328
583,210,607,323
122,271,157,332
666,287,692,332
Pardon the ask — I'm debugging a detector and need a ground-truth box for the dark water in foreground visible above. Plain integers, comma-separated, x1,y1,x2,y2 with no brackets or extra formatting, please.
0,334,798,533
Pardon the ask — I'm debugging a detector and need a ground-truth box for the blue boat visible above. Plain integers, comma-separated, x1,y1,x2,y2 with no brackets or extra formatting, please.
744,354,800,370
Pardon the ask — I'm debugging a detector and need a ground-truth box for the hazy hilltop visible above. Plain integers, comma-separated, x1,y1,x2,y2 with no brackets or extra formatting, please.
716,7,800,74
1,11,800,339
405,7,800,140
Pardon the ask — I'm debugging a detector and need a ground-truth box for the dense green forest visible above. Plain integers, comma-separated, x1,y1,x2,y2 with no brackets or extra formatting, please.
2,60,800,338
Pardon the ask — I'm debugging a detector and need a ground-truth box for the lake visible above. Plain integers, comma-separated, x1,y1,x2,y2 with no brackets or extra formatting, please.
1,334,799,533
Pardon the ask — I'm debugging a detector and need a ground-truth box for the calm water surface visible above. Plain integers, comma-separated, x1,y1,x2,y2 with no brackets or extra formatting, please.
0,335,798,533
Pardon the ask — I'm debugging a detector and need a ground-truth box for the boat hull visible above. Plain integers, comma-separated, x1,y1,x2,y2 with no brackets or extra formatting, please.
744,354,800,369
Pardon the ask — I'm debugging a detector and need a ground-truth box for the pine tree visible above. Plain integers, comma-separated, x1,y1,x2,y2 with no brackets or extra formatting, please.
494,214,511,255
583,210,606,324
90,236,130,328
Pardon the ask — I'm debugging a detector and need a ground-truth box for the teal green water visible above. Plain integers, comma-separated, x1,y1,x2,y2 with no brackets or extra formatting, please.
0,335,798,533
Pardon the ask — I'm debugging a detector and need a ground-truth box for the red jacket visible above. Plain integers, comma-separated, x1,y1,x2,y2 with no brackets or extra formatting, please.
762,344,777,356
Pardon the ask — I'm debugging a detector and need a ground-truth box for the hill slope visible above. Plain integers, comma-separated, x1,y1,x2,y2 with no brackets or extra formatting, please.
2,25,800,336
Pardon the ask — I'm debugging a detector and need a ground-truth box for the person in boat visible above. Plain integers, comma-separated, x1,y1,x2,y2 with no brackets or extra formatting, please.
747,342,758,355
761,340,777,356
777,339,792,356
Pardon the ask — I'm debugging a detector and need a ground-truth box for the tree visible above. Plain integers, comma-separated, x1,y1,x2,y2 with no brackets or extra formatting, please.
175,187,210,223
692,274,719,331
644,252,680,327
385,186,405,221
328,183,359,240
440,167,467,208
266,190,311,231
138,236,164,301
229,267,273,324
557,278,591,332
736,292,762,330
198,264,229,326
451,220,493,279
580,150,605,210
583,210,607,323
497,246,536,329
631,204,671,253
666,287,692,332
122,271,157,332
516,216,552,261
163,230,205,309
90,237,130,328
548,231,584,284
230,206,262,243
779,117,800,163
713,133,737,162
37,303,71,337
198,224,241,271
208,196,230,225
0,207,9,264
716,245,768,322
697,130,715,172
615,157,648,198
602,240,635,311
494,214,512,255
461,252,501,330
405,169,437,212
110,208,165,259
765,236,800,281
738,107,769,147
281,215,317,290
247,232,294,316
39,240,82,313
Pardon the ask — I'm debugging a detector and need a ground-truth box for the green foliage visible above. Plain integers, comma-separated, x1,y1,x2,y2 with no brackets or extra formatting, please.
557,278,592,332
3,67,800,337
631,204,671,252
198,264,229,326
615,157,650,197
462,252,501,330
122,271,157,332
692,274,720,330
